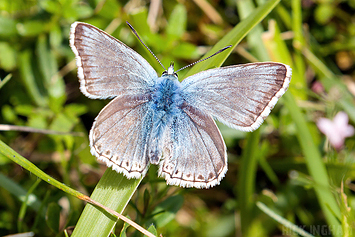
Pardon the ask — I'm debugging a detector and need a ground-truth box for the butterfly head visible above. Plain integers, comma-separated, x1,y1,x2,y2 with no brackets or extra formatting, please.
162,62,178,79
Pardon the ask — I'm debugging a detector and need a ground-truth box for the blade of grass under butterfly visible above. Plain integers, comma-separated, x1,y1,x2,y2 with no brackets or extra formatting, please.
71,169,144,237
184,0,281,78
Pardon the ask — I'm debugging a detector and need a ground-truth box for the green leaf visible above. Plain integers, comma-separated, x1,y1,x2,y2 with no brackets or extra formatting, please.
145,224,157,237
63,2,94,20
63,104,88,119
28,114,47,129
0,42,17,71
17,21,46,36
46,202,62,233
152,195,184,227
166,4,187,39
315,3,334,25
36,34,66,104
73,4,94,19
119,216,130,237
170,42,199,59
143,188,150,215
0,16,17,37
39,0,62,14
49,24,62,49
0,172,43,214
129,9,151,37
18,50,48,107
97,0,121,19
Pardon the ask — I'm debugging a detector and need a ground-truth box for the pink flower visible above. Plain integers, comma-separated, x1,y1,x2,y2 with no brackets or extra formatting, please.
317,112,354,150
311,81,324,94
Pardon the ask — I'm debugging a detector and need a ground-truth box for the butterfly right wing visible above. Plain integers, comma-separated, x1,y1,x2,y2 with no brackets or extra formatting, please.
70,22,157,99
159,103,227,189
89,94,154,178
180,62,291,132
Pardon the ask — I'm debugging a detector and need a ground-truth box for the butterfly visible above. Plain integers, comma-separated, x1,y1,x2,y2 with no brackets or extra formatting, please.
70,21,291,189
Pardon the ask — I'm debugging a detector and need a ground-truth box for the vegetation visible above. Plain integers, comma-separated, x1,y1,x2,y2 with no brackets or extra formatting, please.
0,0,354,236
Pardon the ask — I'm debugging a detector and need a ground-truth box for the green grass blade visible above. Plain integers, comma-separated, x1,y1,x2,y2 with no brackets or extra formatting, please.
237,130,261,236
0,139,145,236
71,169,143,237
0,73,12,89
236,0,269,62
263,21,342,234
0,140,83,198
18,179,42,232
291,0,307,100
283,92,342,229
234,0,273,236
256,202,314,237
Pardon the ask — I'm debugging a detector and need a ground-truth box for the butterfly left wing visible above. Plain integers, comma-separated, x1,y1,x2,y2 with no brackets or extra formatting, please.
181,62,291,131
159,103,227,189
90,94,153,178
70,22,157,99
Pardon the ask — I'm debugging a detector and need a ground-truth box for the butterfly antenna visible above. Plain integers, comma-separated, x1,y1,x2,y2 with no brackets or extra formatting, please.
175,45,232,73
126,21,166,71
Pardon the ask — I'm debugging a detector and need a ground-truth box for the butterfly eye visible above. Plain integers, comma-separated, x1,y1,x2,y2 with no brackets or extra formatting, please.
161,71,178,79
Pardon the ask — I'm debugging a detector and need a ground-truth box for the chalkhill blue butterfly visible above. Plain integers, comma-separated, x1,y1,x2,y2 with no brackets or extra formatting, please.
70,22,291,189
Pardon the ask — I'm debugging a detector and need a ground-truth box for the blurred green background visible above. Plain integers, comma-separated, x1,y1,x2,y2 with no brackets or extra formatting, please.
0,0,355,236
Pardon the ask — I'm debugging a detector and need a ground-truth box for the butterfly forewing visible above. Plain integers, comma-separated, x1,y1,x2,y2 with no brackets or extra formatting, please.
70,22,157,99
159,104,227,189
181,62,291,131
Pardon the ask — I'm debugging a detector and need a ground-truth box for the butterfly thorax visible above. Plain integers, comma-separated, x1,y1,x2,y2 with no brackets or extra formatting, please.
151,75,182,114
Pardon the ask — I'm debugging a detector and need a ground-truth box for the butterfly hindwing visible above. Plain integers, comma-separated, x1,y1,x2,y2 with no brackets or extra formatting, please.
90,95,153,178
159,103,227,189
70,22,157,99
181,62,291,131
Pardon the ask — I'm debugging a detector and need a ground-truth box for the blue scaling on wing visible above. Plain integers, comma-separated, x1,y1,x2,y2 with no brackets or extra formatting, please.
158,102,227,189
70,22,158,99
181,62,291,132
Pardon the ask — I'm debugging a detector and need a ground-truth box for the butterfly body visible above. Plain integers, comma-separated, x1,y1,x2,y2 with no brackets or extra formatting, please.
70,22,291,189
146,68,183,164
